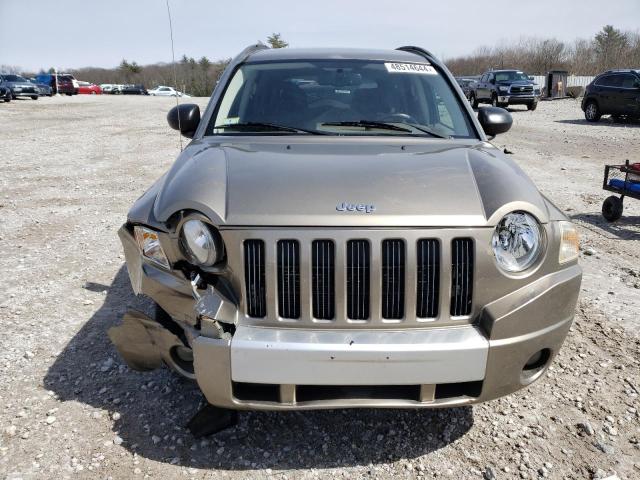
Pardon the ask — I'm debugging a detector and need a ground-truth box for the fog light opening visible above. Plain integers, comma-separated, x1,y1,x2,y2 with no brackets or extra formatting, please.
520,348,551,384
169,345,195,377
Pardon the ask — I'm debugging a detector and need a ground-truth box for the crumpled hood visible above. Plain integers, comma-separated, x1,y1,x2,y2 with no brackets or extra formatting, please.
146,138,549,228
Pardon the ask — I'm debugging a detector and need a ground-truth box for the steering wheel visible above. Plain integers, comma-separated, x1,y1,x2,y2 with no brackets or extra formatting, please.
380,113,419,124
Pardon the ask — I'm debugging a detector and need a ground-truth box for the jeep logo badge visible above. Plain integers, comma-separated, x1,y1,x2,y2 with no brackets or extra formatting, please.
336,202,376,214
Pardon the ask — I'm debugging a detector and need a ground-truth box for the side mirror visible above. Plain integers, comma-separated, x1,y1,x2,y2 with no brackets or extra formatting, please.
167,103,200,138
478,107,513,137
528,76,534,81
489,78,495,84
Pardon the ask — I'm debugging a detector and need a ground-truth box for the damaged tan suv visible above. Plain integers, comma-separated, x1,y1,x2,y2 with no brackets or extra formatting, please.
110,45,581,433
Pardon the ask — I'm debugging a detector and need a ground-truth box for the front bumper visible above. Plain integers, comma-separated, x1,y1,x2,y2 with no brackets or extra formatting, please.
115,225,581,410
498,95,538,105
11,89,39,97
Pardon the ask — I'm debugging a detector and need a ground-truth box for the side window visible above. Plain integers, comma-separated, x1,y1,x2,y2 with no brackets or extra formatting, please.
596,75,619,87
620,74,637,88
480,74,487,83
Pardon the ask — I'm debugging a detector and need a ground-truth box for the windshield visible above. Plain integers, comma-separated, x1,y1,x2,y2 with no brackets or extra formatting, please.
4,75,27,82
208,60,474,138
494,71,530,82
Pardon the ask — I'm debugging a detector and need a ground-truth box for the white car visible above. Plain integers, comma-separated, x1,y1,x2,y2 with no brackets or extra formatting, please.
148,86,183,97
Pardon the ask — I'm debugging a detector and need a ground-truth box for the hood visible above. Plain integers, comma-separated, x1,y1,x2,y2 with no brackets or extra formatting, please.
4,81,35,88
144,138,549,228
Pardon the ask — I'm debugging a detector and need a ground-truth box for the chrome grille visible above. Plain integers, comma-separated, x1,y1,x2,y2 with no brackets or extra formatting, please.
346,240,370,320
244,240,266,318
450,238,474,317
312,240,335,320
277,240,300,319
416,239,440,318
381,239,405,319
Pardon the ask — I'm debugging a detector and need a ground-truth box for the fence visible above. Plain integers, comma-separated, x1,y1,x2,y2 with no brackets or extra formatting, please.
532,75,595,88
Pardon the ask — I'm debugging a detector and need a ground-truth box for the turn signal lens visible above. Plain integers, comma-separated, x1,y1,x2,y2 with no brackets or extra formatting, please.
558,221,579,264
134,226,170,268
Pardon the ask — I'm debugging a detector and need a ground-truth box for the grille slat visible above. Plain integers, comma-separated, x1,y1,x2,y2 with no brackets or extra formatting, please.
312,240,335,320
244,240,266,318
450,238,474,317
382,239,405,319
277,240,300,319
416,239,440,318
347,240,370,320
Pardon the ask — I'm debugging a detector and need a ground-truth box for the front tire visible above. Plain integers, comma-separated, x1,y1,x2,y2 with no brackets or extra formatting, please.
31,96,38,100
584,101,601,122
527,101,538,111
602,196,623,222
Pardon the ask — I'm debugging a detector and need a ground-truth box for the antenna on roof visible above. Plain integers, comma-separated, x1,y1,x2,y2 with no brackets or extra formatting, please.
165,0,182,151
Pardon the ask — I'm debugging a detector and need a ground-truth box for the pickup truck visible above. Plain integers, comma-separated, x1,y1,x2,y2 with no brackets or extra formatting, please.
469,70,540,110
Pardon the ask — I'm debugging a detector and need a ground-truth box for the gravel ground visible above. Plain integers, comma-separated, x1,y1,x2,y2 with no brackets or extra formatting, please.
0,95,639,480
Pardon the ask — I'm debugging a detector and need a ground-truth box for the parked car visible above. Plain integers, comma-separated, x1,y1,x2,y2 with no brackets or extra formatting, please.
582,69,640,122
29,79,52,96
148,85,183,97
0,74,39,100
469,70,540,110
121,84,148,95
0,85,10,102
77,81,102,94
455,77,476,100
109,45,581,430
34,73,78,95
100,84,123,94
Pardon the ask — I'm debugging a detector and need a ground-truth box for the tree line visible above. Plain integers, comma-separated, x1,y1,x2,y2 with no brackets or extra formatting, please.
8,27,638,92
446,25,640,76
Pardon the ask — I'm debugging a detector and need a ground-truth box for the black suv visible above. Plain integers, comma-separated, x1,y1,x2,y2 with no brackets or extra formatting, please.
469,70,540,110
582,69,640,122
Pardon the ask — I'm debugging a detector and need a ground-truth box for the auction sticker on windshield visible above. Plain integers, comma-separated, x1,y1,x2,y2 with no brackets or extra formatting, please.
384,63,437,75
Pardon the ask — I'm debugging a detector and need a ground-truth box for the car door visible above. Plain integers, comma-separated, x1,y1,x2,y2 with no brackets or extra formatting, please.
477,74,488,99
616,73,640,116
593,74,619,113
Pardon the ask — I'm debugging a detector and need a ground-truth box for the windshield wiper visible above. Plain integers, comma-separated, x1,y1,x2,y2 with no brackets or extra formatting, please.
402,123,450,139
321,120,413,133
321,120,449,138
214,122,325,135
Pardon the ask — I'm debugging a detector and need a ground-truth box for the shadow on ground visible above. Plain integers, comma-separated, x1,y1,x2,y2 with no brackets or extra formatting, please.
555,117,640,128
571,212,640,240
44,266,474,470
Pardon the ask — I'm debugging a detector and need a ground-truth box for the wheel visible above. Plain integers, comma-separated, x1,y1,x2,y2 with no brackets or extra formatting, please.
527,102,538,111
602,196,623,222
469,93,478,109
91,91,96,95
584,101,601,122
497,102,508,109
491,94,498,107
3,97,10,103
66,93,73,96
31,96,38,100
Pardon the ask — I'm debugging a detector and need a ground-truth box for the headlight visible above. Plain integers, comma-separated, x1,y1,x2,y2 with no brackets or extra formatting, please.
492,212,544,272
134,226,169,268
13,86,22,91
499,86,509,92
558,221,579,264
180,219,220,266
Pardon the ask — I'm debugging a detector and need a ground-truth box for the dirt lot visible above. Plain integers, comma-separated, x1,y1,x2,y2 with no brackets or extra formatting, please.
0,95,639,480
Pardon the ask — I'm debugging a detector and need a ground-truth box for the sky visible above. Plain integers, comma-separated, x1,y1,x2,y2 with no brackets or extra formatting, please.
1,0,639,72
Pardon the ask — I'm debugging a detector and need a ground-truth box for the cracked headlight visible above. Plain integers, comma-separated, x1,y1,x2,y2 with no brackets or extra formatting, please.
134,226,169,268
492,212,544,272
180,219,221,266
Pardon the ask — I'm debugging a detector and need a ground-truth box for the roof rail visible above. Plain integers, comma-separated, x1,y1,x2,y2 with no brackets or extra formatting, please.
237,43,269,62
396,46,436,63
